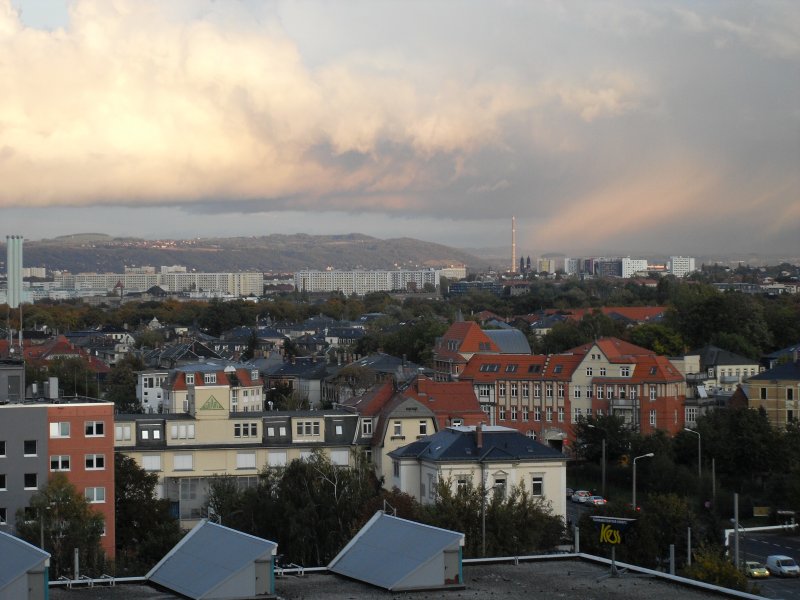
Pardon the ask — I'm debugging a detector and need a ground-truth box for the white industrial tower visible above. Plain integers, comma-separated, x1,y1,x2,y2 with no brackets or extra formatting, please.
6,235,23,308
511,217,517,273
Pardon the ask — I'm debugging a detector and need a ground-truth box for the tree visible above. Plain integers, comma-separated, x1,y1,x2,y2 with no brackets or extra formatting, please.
16,473,106,579
114,455,182,574
572,414,631,464
682,544,749,591
627,323,685,356
105,355,143,413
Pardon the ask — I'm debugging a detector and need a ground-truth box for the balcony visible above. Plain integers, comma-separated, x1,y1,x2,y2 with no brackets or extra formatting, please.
685,373,708,384
720,375,740,383
609,398,637,409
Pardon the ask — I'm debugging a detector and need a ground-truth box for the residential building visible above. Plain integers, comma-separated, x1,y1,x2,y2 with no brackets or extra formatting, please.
116,407,360,529
669,256,696,278
745,357,800,429
389,424,567,522
0,400,116,558
432,321,530,382
136,369,170,413
621,258,648,278
567,339,686,435
294,269,440,296
447,280,504,297
52,270,263,297
459,353,580,448
683,345,761,394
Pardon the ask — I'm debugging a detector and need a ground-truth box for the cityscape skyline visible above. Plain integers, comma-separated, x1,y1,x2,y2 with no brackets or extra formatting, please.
1,0,798,255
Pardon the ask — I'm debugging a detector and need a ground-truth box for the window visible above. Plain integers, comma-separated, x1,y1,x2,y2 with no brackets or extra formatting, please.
0,441,4,457
573,385,581,398
649,366,657,375
393,461,400,478
235,422,259,437
85,421,105,437
361,419,373,437
24,473,38,489
393,421,402,437
174,454,193,471
630,387,637,400
419,420,428,435
546,384,553,398
788,389,795,401
204,373,216,384
531,475,543,496
573,408,582,422
85,454,105,470
586,367,593,376
24,440,38,456
236,452,257,469
0,508,5,524
335,424,343,435
451,418,463,426
498,383,506,397
685,407,698,423
493,477,507,500
620,366,630,377
649,410,656,426
50,422,70,438
186,374,195,385
479,385,490,398
142,455,162,471
50,455,70,471
558,407,564,422
170,424,196,439
760,388,767,400
510,383,518,398
599,367,606,376
499,406,506,420
296,421,320,437
558,384,565,398
115,424,132,441
534,407,541,421
534,384,541,398
279,426,287,436
546,407,553,422
268,452,287,467
597,386,604,400
511,406,517,421
0,474,5,490
522,383,529,398
85,487,106,503
251,369,259,380
505,364,518,373
649,386,657,400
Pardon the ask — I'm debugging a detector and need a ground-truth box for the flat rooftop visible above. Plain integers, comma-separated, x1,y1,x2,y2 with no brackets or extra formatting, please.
49,559,759,600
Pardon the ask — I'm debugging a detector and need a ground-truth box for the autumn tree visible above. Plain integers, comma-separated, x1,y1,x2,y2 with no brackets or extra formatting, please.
16,474,106,578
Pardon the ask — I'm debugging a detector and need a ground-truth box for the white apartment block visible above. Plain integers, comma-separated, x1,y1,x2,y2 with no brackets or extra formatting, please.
669,257,696,278
621,258,648,278
294,269,440,295
437,266,467,280
53,271,263,296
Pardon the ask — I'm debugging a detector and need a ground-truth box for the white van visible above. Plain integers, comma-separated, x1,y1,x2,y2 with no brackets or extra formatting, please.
766,555,800,577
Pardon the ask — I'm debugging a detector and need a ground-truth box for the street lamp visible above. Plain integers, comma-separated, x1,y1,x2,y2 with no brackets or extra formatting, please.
632,452,654,509
684,427,701,478
587,424,606,498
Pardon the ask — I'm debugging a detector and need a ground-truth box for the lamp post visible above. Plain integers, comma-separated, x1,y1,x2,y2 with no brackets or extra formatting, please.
684,427,701,478
632,452,654,509
587,424,606,498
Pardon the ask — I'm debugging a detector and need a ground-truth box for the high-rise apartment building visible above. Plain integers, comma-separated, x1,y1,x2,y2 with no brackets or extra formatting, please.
669,256,696,278
5,235,23,308
621,257,648,278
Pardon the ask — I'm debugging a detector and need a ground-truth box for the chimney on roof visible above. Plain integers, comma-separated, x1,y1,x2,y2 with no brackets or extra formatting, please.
476,422,483,449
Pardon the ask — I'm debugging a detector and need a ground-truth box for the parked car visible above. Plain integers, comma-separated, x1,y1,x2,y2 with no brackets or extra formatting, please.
587,496,607,506
571,490,592,503
566,487,574,499
745,561,769,578
766,555,800,577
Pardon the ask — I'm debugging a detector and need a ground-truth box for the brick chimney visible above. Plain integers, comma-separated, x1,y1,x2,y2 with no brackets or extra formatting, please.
476,422,483,449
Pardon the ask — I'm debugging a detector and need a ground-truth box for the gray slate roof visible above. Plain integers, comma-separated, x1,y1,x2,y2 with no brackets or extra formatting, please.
328,511,463,591
747,360,800,382
147,520,276,600
390,426,565,463
0,531,49,592
688,344,757,367
484,329,531,354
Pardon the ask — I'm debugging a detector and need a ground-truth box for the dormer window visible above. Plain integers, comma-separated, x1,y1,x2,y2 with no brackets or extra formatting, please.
186,374,194,385
251,370,259,380
204,373,217,384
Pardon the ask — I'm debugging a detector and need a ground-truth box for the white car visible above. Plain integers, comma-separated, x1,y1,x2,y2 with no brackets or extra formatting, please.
766,555,800,577
571,490,592,503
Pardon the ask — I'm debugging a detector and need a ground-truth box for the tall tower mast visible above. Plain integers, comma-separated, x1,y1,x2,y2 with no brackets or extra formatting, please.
511,217,517,273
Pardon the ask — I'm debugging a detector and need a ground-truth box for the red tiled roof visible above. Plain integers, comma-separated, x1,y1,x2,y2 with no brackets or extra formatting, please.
461,353,581,381
403,378,485,427
438,321,500,353
568,337,657,361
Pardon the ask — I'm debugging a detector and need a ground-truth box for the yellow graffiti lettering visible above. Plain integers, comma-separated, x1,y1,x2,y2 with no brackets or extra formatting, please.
600,524,622,545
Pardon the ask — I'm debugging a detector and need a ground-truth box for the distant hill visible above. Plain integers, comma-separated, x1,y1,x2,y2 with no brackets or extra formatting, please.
13,234,487,274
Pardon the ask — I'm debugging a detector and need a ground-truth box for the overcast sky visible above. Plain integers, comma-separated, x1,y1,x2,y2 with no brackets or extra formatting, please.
2,0,798,257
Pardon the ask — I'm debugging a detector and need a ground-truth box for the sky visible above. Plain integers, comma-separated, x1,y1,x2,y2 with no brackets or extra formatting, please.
1,0,798,257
